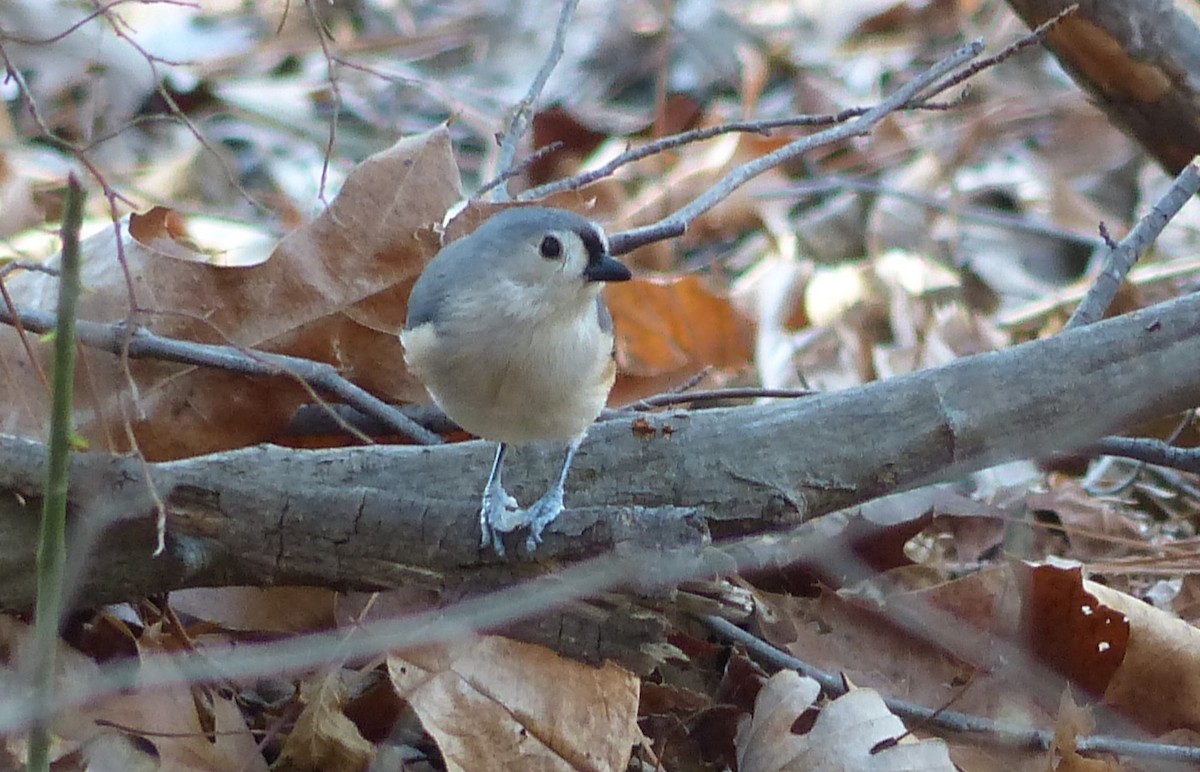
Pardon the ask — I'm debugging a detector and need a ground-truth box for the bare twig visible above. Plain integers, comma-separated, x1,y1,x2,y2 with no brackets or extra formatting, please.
522,15,1070,238
519,112,860,203
1081,456,1143,497
1085,437,1200,474
5,10,201,551
618,387,816,413
304,0,342,206
909,90,972,111
0,270,48,391
0,261,60,279
702,614,1200,762
286,402,458,439
288,386,817,437
0,307,442,446
917,5,1078,101
476,141,565,199
605,40,985,255
488,0,580,202
96,8,269,216
1066,157,1200,329
769,176,1107,248
0,0,176,46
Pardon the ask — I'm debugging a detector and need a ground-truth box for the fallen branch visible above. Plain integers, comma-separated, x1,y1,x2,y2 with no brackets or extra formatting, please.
0,289,1196,613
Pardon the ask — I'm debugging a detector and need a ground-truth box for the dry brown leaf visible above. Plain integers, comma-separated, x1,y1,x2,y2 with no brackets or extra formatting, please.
169,586,338,633
1089,579,1200,735
734,670,954,772
1025,481,1142,560
388,635,640,772
606,274,753,403
0,127,461,459
755,563,1156,769
927,489,1009,564
275,672,374,772
1018,562,1130,700
0,617,267,771
921,563,1200,737
758,577,1052,739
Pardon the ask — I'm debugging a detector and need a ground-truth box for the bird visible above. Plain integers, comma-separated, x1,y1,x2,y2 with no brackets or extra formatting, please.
400,207,632,555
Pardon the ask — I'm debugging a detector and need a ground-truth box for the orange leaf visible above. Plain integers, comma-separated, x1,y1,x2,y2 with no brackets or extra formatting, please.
606,274,753,403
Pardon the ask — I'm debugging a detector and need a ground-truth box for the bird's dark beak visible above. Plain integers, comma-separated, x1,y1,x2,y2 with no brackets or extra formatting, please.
584,254,632,283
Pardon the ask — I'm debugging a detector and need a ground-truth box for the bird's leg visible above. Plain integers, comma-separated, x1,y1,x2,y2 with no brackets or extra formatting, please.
480,442,519,555
519,436,583,552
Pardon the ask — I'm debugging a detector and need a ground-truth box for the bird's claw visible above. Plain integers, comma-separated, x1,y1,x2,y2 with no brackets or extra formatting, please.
480,486,566,556
518,488,565,553
480,483,519,556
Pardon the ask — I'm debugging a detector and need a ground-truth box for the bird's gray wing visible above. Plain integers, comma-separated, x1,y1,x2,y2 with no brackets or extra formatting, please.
405,239,473,329
596,294,614,334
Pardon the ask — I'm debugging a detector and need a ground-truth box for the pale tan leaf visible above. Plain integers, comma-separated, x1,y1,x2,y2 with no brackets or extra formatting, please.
735,671,954,772
1090,579,1200,735
388,635,639,772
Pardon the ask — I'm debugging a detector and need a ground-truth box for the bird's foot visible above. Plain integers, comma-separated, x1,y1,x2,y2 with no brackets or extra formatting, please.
518,486,565,553
480,481,520,556
480,437,576,555
481,485,566,556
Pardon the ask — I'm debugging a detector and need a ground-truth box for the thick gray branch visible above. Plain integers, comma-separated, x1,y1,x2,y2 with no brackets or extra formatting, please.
0,291,1196,616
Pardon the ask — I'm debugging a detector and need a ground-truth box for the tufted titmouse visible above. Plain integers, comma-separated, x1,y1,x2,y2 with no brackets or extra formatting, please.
400,207,632,554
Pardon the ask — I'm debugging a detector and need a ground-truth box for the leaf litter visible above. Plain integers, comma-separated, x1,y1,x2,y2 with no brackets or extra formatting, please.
1,0,1199,770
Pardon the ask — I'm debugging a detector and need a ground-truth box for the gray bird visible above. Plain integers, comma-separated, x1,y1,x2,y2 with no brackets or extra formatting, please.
400,207,632,554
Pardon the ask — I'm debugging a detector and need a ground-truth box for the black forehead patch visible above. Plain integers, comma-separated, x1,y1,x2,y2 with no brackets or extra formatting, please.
577,225,609,265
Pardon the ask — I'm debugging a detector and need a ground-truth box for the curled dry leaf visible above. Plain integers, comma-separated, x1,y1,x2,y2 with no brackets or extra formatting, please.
0,127,461,459
168,586,338,633
1088,578,1200,735
921,562,1200,736
734,670,954,772
275,673,374,772
388,635,640,772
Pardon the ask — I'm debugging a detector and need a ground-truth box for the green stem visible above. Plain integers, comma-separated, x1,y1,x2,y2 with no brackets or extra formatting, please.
26,175,85,772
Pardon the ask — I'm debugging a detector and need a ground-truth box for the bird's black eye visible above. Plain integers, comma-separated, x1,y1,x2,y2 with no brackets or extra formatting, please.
539,235,562,259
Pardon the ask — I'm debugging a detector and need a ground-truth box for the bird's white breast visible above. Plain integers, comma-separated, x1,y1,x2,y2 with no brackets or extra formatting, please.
401,284,615,445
